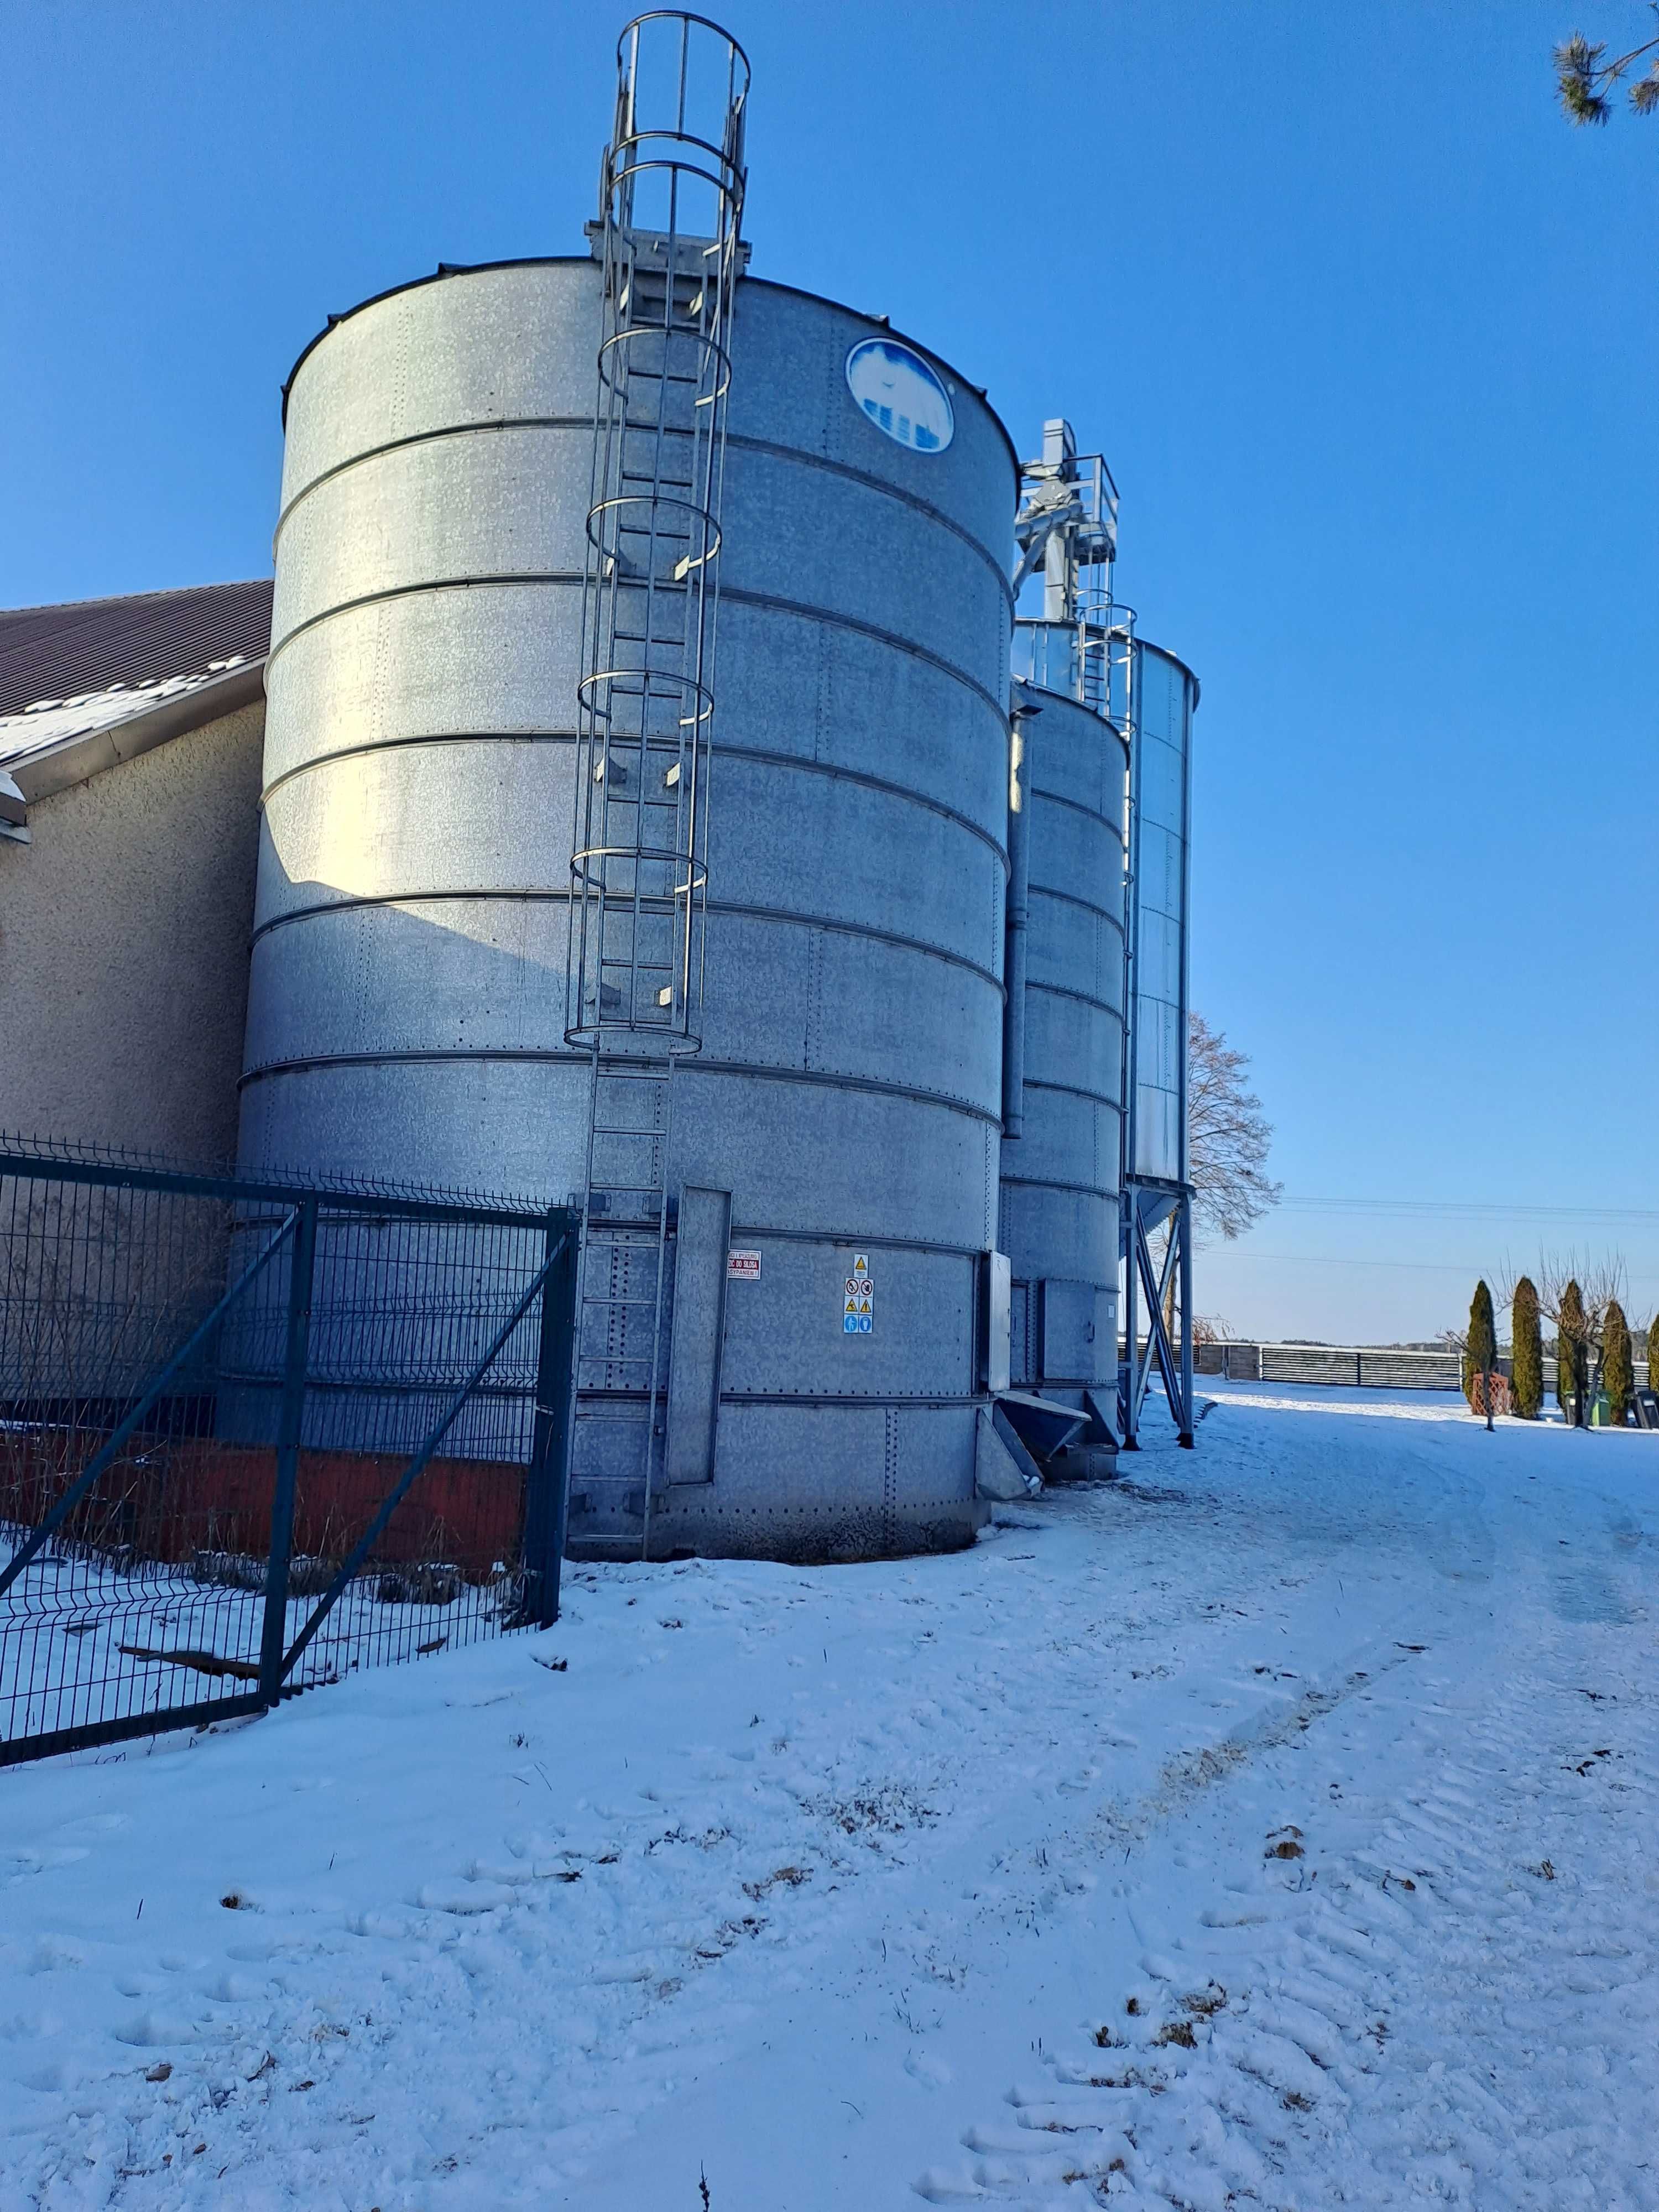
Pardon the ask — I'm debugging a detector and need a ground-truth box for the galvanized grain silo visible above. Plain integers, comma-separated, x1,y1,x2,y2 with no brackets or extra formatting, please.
1000,424,1130,1439
999,422,1201,1455
1124,638,1197,1197
1120,633,1199,1447
998,670,1129,1413
240,18,1016,1559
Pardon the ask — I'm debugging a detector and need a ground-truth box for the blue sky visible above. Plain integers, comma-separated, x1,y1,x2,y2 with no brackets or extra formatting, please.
6,1,1656,1342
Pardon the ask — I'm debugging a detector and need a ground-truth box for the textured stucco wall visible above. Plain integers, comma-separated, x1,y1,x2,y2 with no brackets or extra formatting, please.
0,701,264,1162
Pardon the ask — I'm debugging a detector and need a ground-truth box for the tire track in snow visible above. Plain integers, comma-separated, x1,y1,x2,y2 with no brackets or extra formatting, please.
913,1571,1659,2208
7,1388,1651,2209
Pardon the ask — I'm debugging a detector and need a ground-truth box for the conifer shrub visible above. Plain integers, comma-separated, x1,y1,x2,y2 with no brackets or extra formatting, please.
1603,1300,1634,1425
1510,1276,1543,1419
1558,1279,1588,1423
1466,1280,1496,1413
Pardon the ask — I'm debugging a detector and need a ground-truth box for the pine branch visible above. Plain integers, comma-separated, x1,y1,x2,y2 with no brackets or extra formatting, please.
1557,33,1614,123
1555,13,1659,124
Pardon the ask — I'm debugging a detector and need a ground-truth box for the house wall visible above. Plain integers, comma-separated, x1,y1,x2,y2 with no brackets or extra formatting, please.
0,701,264,1163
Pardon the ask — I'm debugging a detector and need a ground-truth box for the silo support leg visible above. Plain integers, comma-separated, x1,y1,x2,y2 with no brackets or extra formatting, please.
1176,1193,1194,1448
1128,1203,1193,1447
1120,1203,1139,1450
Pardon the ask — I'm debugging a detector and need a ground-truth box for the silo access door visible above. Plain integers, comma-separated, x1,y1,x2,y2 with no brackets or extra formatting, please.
662,1185,731,1483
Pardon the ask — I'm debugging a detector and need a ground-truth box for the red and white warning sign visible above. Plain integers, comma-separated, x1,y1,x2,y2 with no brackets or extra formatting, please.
727,1248,762,1281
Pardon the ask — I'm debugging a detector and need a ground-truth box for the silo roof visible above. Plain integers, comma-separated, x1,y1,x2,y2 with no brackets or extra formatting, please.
278,258,1020,476
1135,633,1203,711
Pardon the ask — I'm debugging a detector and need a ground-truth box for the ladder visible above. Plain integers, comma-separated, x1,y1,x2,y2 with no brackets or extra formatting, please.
571,1055,674,1547
565,12,747,1556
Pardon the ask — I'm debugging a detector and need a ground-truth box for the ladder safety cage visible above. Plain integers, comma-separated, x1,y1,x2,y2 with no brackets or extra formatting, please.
568,10,749,1055
1011,422,1129,731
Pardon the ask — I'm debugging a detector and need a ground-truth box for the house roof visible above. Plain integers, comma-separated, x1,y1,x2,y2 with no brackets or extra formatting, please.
0,580,272,815
0,579,273,718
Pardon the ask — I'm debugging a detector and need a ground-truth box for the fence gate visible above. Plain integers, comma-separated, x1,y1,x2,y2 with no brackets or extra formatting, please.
0,1143,578,1767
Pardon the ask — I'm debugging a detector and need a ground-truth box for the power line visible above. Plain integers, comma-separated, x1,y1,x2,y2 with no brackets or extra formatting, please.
1209,1249,1658,1293
1212,1251,1485,1275
1281,1194,1659,1225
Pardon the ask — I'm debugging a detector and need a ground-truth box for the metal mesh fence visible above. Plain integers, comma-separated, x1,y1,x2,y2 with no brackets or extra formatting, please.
1195,1343,1648,1400
1193,1343,1466,1389
1,1144,577,1765
1194,1342,1549,1391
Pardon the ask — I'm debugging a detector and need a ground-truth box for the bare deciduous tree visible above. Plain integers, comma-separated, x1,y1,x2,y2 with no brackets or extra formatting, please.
1493,1251,1629,1348
1487,1251,1630,1417
1187,1013,1282,1243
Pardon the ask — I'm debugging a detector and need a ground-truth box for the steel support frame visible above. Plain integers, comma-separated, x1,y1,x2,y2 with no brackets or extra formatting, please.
1119,1186,1194,1451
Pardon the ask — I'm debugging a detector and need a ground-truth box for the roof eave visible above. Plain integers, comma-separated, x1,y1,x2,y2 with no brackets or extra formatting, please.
7,659,267,807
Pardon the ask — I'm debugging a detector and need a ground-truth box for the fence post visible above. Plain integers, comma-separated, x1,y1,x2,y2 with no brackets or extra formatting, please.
260,1197,317,1706
521,1211,579,1630
1356,1351,1363,1387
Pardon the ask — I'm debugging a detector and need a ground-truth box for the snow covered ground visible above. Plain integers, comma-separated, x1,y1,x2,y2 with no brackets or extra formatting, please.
3,1383,1657,2210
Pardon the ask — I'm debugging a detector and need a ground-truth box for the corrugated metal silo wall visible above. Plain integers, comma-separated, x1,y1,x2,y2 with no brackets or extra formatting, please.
1127,640,1197,1189
241,259,1015,1559
997,659,1128,1401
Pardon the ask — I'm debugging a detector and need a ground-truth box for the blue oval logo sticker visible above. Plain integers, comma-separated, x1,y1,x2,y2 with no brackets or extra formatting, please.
845,337,954,455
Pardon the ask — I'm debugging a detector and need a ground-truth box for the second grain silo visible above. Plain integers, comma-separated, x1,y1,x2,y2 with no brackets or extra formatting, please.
1120,631,1199,1447
1001,422,1131,1446
1000,418,1199,1454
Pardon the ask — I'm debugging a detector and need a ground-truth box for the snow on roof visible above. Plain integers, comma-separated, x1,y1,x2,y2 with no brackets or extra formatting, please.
0,580,272,796
0,662,252,773
0,578,272,717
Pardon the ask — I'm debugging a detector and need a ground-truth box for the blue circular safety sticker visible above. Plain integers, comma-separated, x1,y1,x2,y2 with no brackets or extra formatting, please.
844,337,954,455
